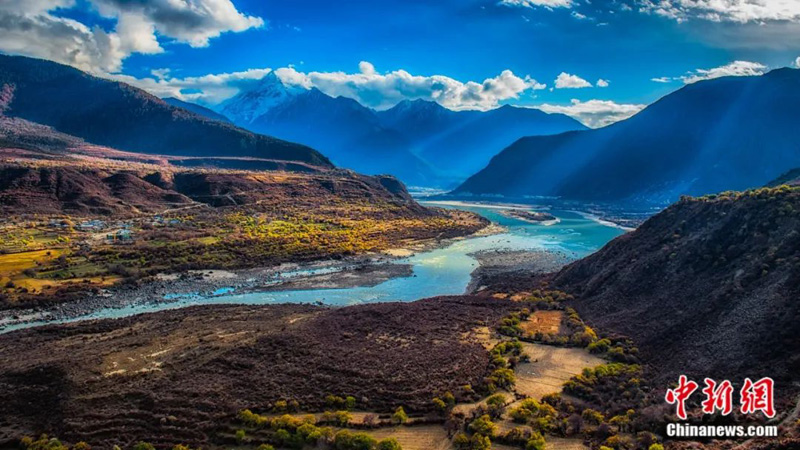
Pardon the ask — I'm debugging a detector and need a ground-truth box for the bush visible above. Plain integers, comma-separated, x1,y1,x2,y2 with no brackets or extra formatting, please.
234,429,246,444
391,407,408,424
525,432,546,450
377,438,402,450
133,443,155,450
453,432,470,449
469,415,497,437
485,393,507,417
334,430,377,450
470,434,491,450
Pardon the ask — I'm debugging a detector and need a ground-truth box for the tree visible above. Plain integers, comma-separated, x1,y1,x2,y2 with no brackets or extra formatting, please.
391,407,408,424
72,442,91,450
485,394,506,417
442,391,456,407
432,397,447,413
234,429,246,444
453,432,470,449
377,438,402,450
470,434,491,450
469,415,497,437
525,432,546,450
133,443,155,450
648,445,664,450
256,445,275,450
581,408,605,426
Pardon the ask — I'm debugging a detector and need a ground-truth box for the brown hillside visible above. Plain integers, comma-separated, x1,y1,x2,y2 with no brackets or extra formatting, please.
0,296,514,448
553,187,800,398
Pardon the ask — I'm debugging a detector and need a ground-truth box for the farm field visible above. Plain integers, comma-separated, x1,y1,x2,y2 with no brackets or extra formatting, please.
513,343,604,400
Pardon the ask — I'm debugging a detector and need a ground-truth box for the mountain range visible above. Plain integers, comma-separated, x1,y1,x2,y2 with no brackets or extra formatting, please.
219,73,585,187
0,55,331,168
455,67,800,206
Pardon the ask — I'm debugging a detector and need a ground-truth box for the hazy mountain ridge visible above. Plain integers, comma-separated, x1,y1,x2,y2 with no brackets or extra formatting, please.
455,68,800,205
221,75,439,186
220,75,584,186
0,55,332,168
378,101,586,180
163,97,231,123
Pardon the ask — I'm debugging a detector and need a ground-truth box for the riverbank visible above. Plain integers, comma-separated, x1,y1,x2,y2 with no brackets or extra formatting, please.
467,249,573,293
423,199,650,229
0,221,506,331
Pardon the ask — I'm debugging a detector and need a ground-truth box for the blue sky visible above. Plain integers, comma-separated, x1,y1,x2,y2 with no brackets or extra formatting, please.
1,0,799,126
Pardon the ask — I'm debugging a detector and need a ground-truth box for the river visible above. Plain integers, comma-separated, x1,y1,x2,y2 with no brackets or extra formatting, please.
0,203,625,333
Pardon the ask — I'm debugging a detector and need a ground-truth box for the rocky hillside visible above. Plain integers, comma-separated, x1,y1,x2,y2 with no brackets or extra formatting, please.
0,55,331,167
553,186,800,396
0,161,420,217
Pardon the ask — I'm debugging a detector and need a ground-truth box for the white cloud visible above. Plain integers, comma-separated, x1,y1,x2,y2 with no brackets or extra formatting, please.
268,64,547,111
500,0,574,10
679,60,767,83
650,76,672,83
536,99,646,128
109,67,272,104
113,63,548,111
596,78,609,87
639,0,800,24
0,0,263,73
794,57,800,68
555,72,593,88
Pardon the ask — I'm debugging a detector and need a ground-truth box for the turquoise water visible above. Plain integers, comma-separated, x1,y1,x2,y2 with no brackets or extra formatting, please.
0,203,624,332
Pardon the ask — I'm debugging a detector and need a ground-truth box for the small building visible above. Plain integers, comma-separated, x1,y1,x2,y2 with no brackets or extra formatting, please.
107,229,134,244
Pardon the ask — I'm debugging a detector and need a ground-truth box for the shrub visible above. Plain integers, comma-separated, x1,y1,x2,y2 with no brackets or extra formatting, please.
453,432,470,449
487,368,515,389
525,432,546,450
485,393,507,417
334,430,377,450
391,407,408,424
133,443,155,450
581,409,605,426
256,445,275,450
469,415,497,437
470,434,491,450
432,397,447,412
377,438,402,450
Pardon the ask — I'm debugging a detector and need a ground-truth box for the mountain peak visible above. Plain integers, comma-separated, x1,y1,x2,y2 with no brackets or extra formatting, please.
221,71,310,124
391,98,447,113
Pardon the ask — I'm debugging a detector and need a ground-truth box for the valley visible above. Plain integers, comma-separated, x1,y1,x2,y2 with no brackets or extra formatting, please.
0,33,798,450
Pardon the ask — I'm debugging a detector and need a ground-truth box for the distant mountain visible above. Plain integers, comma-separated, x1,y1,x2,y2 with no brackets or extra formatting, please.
221,73,437,186
553,188,800,394
455,68,800,206
221,74,583,187
163,97,231,123
378,100,585,180
767,168,800,187
0,55,331,168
